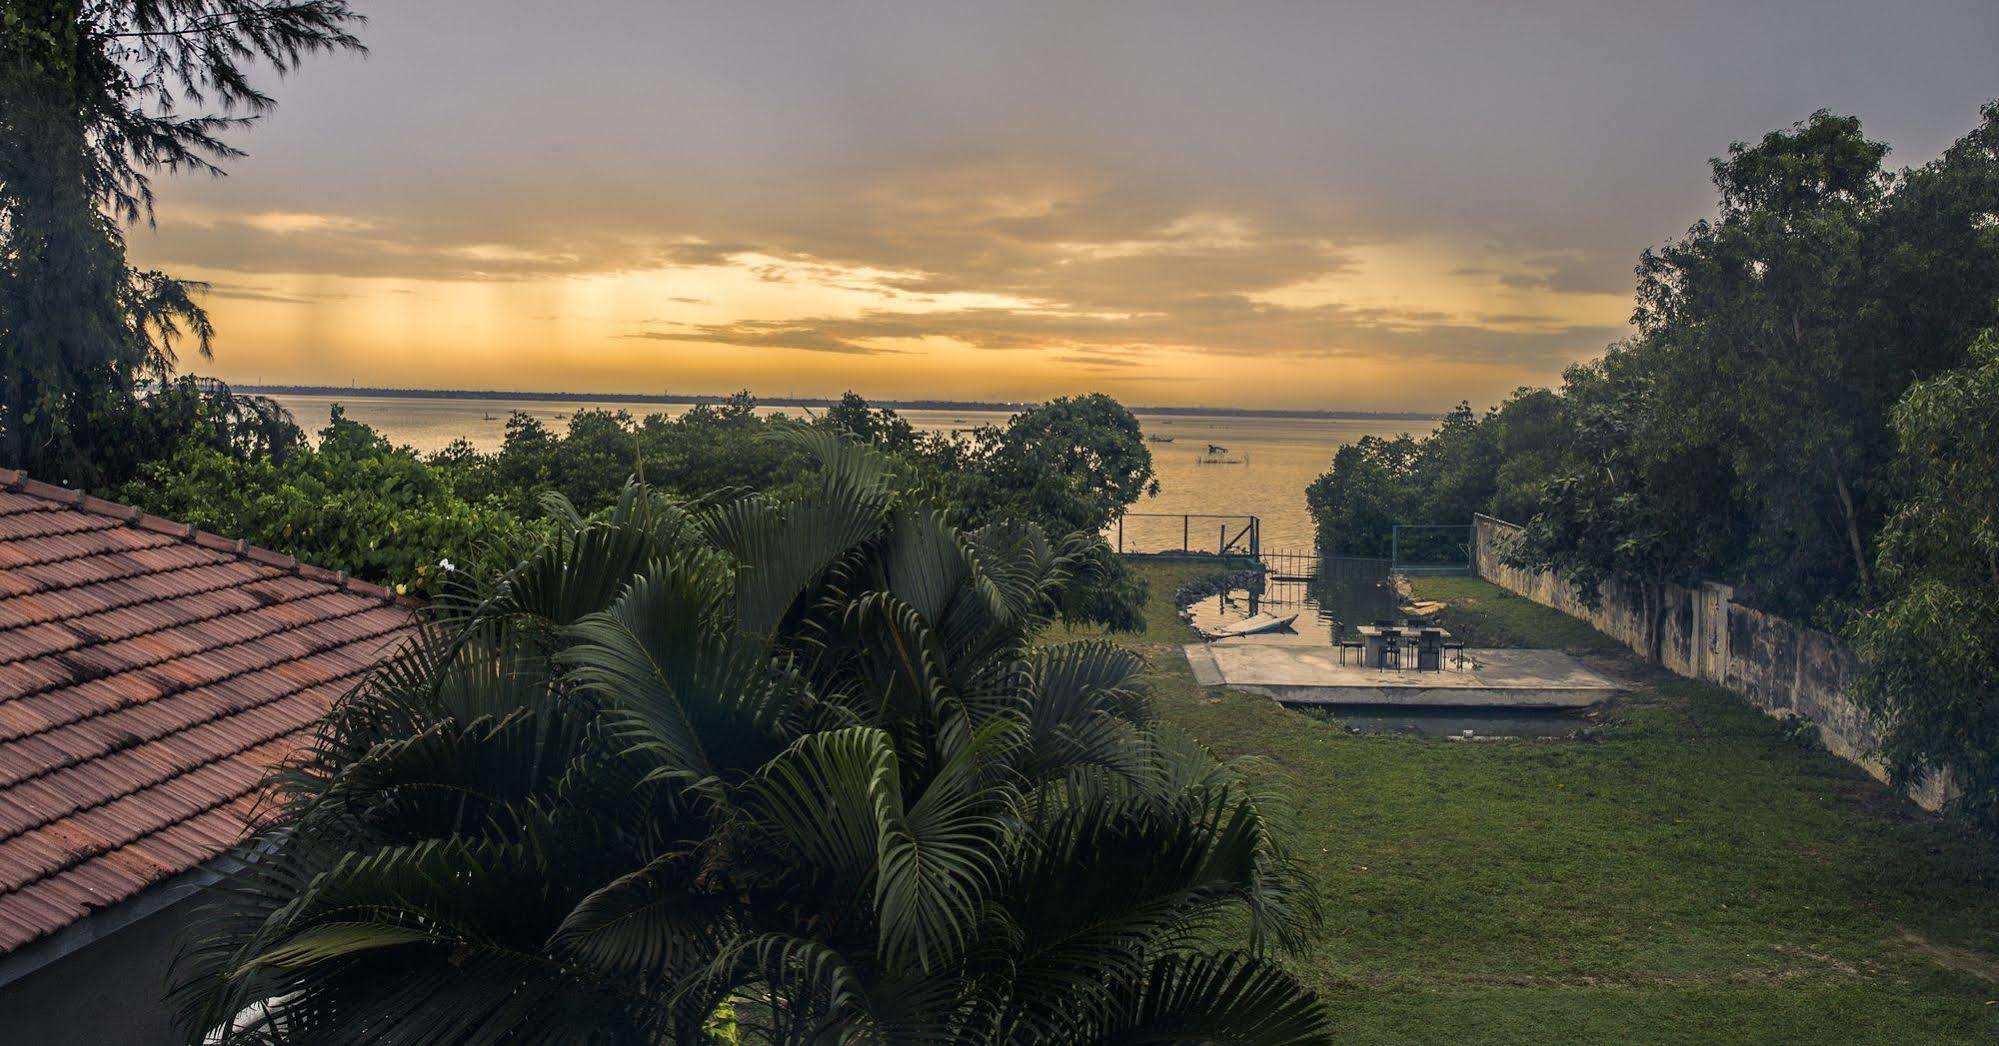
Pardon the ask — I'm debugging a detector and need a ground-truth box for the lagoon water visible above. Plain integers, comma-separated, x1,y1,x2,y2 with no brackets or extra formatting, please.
267,394,1435,550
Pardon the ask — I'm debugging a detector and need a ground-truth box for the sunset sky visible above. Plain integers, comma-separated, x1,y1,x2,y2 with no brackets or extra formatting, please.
129,1,1999,410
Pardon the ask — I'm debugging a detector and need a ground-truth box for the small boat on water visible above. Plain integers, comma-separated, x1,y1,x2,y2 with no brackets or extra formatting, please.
1207,612,1299,638
1147,434,1175,443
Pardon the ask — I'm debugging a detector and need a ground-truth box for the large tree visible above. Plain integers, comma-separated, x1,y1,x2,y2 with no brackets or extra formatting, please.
1632,111,1890,611
1507,341,1737,662
1851,328,1999,825
1503,105,1999,651
0,1,361,483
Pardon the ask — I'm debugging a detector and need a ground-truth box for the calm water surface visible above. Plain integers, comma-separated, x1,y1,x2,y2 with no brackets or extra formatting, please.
267,394,1435,549
1183,558,1405,646
1295,705,1596,738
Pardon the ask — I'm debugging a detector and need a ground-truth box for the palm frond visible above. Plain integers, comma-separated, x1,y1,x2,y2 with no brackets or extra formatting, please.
736,727,900,904
1085,952,1332,1046
876,722,1020,976
684,932,876,1042
702,428,897,634
546,851,730,982
564,555,792,790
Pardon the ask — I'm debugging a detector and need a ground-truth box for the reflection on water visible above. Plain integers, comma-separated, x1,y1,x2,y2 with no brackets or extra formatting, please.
1184,557,1405,646
1294,705,1596,738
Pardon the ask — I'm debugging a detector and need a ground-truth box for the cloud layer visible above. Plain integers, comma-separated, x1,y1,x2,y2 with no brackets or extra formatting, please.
125,1,1999,408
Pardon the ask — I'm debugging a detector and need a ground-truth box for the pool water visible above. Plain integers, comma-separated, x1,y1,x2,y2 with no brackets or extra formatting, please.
1294,704,1599,738
1184,557,1406,647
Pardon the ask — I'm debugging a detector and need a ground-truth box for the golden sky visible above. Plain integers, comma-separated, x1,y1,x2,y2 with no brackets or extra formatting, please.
126,2,1999,410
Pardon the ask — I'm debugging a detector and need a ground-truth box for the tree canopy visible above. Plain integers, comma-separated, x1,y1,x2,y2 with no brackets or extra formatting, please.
1851,328,1999,823
172,433,1327,1043
1305,103,1999,813
1309,104,1999,622
0,1,361,482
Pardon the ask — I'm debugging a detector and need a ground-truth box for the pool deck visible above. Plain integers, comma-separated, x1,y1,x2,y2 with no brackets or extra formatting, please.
1182,642,1622,708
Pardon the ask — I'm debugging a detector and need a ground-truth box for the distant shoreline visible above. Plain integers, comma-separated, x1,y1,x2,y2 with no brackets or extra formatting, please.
237,384,1441,422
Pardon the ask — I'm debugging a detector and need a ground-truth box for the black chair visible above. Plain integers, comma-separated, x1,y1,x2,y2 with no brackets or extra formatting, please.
1443,639,1468,670
1338,626,1366,665
1413,629,1444,671
1377,628,1402,670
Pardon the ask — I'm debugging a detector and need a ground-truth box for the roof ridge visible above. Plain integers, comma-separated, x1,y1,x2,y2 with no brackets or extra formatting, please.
0,466,414,608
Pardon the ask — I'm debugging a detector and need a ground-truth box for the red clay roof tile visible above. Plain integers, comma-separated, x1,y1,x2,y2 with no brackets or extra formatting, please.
0,478,414,954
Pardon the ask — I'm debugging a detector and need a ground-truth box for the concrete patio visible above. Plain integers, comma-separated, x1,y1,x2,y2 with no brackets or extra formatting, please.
1183,642,1622,707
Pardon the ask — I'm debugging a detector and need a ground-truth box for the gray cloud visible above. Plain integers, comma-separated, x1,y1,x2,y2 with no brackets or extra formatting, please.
623,322,904,356
654,297,1620,369
123,0,1999,399
198,280,328,305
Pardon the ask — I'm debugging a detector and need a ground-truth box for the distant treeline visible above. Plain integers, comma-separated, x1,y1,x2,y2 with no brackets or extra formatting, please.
237,384,1441,422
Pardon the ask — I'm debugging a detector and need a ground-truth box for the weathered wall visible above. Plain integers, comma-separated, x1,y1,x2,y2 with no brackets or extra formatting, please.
1472,514,1947,810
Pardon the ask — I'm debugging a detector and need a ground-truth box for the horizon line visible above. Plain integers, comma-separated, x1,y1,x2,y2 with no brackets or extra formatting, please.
234,383,1446,422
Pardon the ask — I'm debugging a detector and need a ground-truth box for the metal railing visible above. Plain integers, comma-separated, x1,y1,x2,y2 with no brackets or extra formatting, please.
1111,513,1260,558
1390,524,1473,575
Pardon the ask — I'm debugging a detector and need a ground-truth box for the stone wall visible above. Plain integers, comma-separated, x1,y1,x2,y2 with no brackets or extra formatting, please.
1472,514,1947,810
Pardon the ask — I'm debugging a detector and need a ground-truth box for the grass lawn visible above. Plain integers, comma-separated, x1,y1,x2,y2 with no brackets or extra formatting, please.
1059,559,1999,1044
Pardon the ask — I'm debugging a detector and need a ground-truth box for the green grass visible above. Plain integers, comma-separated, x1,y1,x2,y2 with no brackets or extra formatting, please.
1064,561,1999,1044
1412,575,1626,654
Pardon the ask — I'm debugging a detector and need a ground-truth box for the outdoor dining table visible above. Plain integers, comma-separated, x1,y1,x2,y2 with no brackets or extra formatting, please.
1353,625,1452,670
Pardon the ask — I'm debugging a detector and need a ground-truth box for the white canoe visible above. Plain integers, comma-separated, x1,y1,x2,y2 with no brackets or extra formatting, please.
1209,612,1299,638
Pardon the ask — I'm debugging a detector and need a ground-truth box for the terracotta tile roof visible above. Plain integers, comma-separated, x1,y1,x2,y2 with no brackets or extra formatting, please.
0,467,415,954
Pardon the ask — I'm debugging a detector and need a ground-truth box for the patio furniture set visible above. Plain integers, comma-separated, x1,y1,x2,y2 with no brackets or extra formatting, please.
1340,621,1468,671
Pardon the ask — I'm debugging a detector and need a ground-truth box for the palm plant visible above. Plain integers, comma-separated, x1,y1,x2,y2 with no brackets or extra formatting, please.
173,430,1328,1044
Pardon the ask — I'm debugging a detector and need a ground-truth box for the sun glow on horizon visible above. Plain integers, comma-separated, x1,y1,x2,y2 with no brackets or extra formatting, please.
160,214,1632,412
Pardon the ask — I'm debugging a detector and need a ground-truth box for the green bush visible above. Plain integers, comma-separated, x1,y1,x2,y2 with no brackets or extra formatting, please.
119,405,539,596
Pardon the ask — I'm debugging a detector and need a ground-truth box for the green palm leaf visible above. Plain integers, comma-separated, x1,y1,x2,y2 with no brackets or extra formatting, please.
1090,953,1332,1046
546,852,730,982
703,428,897,634
876,722,1019,976
737,727,900,903
565,560,788,793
